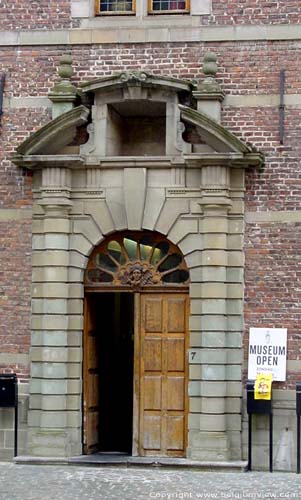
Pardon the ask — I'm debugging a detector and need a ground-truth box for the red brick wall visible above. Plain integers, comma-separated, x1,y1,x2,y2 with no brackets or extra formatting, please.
0,39,300,383
207,0,301,25
2,42,301,96
0,0,300,29
244,223,301,389
0,219,32,380
0,1,72,30
0,107,48,380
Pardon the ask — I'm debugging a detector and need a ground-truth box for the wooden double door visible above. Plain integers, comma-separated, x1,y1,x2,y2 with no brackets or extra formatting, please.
84,291,189,457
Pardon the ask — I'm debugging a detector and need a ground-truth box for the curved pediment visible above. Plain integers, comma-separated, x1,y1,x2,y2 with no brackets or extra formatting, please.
80,71,196,95
14,105,89,158
180,105,251,154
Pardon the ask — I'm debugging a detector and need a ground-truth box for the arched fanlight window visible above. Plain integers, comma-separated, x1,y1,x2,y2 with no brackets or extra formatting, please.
85,231,189,289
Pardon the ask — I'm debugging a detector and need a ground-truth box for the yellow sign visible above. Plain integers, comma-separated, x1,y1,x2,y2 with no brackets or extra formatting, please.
254,373,273,400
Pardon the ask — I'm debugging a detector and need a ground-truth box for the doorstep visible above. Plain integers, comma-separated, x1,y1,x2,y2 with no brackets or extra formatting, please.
14,454,248,472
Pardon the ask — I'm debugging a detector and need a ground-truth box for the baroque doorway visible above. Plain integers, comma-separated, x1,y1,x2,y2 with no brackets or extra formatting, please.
83,231,190,457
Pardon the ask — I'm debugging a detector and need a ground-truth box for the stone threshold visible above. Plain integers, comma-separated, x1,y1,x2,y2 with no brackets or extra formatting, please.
14,454,248,472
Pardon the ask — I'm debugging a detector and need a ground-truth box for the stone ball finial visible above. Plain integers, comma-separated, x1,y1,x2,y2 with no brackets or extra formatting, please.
203,52,218,78
58,55,73,80
49,54,77,116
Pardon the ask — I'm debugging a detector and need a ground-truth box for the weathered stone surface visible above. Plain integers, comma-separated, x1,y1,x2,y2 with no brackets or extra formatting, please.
200,331,226,348
142,188,165,230
69,234,93,257
199,414,227,432
32,283,69,299
156,199,189,234
203,233,227,249
124,168,147,230
185,251,202,268
226,365,242,381
179,233,203,255
189,348,227,365
201,365,226,381
202,250,227,266
31,363,68,379
84,200,115,236
32,250,69,267
199,381,227,397
32,299,68,315
72,218,102,246
200,397,227,414
105,188,127,230
168,218,198,244
32,267,68,283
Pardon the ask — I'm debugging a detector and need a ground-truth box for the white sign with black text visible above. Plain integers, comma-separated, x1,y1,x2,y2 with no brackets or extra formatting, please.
248,328,287,382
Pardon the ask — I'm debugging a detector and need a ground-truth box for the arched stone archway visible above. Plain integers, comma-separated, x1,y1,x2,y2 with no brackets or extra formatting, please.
83,230,190,457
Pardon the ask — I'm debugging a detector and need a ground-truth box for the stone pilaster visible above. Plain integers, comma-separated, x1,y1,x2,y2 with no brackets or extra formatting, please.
28,166,83,457
187,165,243,461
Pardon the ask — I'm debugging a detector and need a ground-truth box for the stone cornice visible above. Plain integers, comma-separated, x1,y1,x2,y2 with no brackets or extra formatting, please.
12,153,263,170
5,94,301,110
1,24,301,46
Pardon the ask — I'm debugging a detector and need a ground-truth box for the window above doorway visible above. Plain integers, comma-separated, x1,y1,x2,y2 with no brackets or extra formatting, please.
85,231,190,290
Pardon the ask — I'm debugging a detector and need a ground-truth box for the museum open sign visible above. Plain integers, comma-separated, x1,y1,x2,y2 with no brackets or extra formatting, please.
248,328,287,382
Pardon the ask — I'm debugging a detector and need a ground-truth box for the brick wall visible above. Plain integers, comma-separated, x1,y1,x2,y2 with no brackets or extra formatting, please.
1,0,301,29
1,38,301,383
2,42,301,96
0,219,31,380
244,222,301,389
207,0,301,25
0,1,72,30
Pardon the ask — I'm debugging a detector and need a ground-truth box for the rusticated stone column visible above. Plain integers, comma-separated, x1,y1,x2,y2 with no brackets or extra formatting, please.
187,165,244,461
28,166,83,457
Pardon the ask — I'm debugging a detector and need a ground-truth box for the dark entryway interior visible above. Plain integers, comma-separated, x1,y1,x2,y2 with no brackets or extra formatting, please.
88,292,134,454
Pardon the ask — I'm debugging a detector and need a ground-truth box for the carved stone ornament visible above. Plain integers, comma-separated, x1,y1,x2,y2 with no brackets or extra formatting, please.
120,71,148,83
115,261,161,289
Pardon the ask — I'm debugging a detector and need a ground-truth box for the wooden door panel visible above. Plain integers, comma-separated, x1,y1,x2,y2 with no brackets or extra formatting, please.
166,416,184,450
143,416,161,450
167,376,185,410
143,339,162,371
88,373,99,408
139,293,188,457
167,298,186,332
86,411,99,450
167,338,185,372
144,376,162,410
144,298,163,332
83,297,100,454
88,336,98,369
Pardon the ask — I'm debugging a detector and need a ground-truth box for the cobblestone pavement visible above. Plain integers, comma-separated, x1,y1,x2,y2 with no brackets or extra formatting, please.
1,463,301,500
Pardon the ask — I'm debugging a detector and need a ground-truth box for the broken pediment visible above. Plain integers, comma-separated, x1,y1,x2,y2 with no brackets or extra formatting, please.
12,68,264,170
13,106,89,159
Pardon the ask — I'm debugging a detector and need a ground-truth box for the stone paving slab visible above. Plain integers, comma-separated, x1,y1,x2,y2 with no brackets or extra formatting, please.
1,463,301,500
